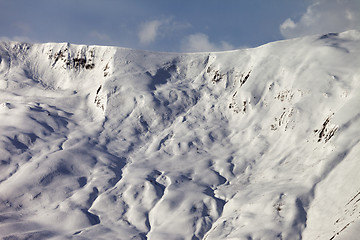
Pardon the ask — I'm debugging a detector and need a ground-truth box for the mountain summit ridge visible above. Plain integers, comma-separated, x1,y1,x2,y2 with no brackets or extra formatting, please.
0,30,359,239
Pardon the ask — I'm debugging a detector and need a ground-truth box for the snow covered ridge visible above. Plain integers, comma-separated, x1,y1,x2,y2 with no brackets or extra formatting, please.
0,30,359,240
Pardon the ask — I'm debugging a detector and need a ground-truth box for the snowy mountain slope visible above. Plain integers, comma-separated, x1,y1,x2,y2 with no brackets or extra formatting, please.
0,30,359,240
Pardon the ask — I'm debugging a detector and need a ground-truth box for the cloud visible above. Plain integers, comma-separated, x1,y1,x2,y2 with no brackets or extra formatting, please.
181,33,234,52
0,36,33,43
280,0,360,39
138,18,191,46
12,22,32,35
90,31,112,42
138,20,163,45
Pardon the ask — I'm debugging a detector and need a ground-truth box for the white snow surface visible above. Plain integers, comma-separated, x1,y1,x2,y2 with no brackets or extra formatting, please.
0,30,359,240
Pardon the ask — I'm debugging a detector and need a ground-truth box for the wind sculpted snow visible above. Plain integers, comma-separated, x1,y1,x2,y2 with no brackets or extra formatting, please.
0,30,360,240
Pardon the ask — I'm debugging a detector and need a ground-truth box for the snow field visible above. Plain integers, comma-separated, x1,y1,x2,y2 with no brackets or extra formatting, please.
0,30,359,239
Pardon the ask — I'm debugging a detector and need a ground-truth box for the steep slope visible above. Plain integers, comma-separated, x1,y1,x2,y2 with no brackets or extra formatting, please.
0,30,359,240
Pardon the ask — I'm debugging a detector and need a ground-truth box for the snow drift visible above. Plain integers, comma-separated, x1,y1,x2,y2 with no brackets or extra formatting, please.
0,30,359,240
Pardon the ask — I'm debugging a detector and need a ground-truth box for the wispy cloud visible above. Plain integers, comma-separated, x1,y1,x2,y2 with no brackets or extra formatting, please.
138,19,163,45
181,33,234,52
90,31,112,42
138,18,191,46
280,0,360,39
0,35,33,43
12,22,32,35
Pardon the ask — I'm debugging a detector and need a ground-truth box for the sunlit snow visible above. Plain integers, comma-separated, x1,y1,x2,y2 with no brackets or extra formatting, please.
0,30,359,240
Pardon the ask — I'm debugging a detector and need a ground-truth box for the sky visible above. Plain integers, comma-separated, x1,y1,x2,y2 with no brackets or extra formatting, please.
0,0,359,52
